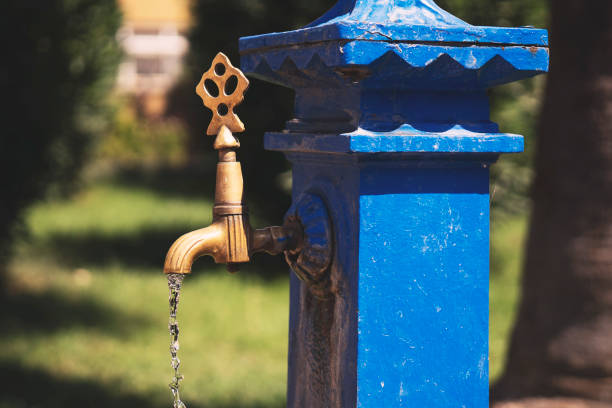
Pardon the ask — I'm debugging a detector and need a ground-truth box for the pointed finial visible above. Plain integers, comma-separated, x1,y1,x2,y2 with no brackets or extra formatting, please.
196,53,250,135
213,125,241,150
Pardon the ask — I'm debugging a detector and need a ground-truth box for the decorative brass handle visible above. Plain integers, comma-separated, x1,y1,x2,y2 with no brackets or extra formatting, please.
196,52,249,136
164,53,303,274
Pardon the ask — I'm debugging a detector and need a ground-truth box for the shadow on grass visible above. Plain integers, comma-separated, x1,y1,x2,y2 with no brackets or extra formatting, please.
110,164,216,200
0,361,157,408
0,288,151,339
0,361,285,408
32,227,198,268
28,226,290,279
110,165,291,223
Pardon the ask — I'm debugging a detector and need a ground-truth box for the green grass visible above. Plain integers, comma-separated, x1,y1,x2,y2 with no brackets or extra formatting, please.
26,182,215,237
2,181,288,408
1,179,527,407
490,216,528,380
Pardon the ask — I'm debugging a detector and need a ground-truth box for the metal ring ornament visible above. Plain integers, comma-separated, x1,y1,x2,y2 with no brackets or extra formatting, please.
284,193,334,298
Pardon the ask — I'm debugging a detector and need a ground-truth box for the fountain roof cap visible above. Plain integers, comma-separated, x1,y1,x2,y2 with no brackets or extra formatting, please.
240,0,548,52
239,1,547,154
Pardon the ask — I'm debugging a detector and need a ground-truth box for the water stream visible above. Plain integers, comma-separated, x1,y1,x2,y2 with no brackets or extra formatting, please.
168,273,187,408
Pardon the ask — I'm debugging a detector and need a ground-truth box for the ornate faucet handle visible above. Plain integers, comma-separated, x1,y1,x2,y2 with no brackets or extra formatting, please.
196,52,250,136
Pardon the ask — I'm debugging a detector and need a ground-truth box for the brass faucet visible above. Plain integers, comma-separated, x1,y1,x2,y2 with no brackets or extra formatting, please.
163,53,307,275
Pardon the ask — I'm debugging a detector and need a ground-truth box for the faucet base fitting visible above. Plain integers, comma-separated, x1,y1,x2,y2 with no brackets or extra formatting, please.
284,193,334,298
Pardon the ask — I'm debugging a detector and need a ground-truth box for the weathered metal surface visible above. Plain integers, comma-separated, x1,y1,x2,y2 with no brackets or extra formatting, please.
286,157,360,408
265,131,524,154
240,0,549,91
239,0,549,406
357,160,490,406
284,193,334,299
241,0,547,49
241,42,548,90
240,35,548,138
285,153,491,407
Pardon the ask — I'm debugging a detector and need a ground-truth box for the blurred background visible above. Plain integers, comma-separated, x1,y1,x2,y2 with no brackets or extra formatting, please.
1,0,610,407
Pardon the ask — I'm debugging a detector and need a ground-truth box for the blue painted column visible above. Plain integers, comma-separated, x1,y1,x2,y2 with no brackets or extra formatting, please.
240,1,549,407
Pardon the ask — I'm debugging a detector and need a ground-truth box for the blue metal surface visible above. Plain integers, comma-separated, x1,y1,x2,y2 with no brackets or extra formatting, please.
265,129,524,153
240,0,549,89
284,193,334,298
239,0,549,406
240,0,548,48
241,42,548,90
240,0,550,140
357,162,489,407
285,154,493,407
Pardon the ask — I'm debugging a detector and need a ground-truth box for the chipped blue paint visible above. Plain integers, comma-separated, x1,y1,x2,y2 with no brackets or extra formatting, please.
240,0,549,89
265,129,524,154
239,0,549,406
241,42,548,91
240,0,548,49
357,163,490,407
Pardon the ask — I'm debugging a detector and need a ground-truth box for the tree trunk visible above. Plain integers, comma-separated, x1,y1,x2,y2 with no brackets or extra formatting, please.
493,1,612,404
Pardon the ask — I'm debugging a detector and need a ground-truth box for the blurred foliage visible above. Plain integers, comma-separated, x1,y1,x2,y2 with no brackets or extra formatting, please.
438,0,547,27
97,99,188,166
1,0,122,267
490,77,546,216
437,0,549,216
490,215,528,379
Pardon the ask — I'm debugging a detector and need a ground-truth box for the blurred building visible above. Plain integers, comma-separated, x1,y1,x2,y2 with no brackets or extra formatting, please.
116,0,191,117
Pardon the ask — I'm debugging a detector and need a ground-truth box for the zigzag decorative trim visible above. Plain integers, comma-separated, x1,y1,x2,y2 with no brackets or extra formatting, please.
241,42,548,89
242,42,547,73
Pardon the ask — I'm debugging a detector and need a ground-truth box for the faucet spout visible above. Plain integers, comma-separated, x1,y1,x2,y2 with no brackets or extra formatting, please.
163,220,227,274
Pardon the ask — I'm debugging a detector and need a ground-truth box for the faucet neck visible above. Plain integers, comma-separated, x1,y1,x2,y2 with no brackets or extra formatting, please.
212,126,246,220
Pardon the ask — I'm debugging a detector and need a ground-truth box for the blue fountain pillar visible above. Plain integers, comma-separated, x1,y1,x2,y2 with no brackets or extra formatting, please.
240,1,548,407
